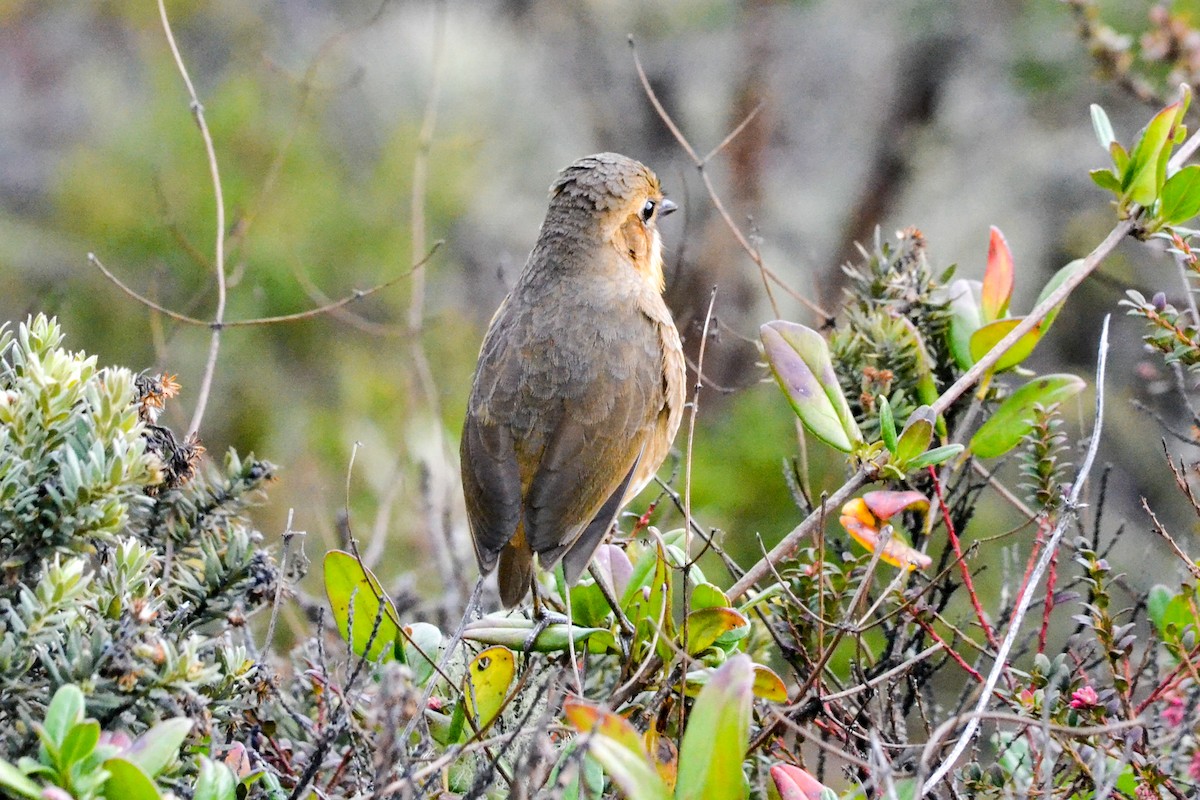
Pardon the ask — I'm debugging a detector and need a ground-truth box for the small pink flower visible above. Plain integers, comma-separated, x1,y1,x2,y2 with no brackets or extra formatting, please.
1189,751,1200,782
1070,685,1099,710
1163,695,1186,727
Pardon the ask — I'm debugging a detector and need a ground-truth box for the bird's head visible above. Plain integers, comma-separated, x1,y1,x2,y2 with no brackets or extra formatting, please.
546,152,677,292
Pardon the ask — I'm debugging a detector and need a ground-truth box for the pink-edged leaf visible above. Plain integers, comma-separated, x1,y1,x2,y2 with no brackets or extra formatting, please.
761,321,862,452
981,226,1015,323
770,763,830,800
861,490,930,521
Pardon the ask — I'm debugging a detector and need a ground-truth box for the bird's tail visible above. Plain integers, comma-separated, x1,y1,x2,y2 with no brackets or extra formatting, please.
497,539,534,608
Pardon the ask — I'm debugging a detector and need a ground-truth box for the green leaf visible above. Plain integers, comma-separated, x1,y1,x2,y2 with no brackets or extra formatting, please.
1091,103,1116,149
564,701,671,800
905,444,964,471
968,318,1041,373
981,226,1015,323
945,279,982,369
462,615,616,654
878,396,897,453
690,583,730,611
103,758,161,800
323,550,402,662
623,542,674,659
401,623,443,686
1160,164,1200,225
1125,97,1185,206
123,718,192,778
59,720,100,770
760,321,862,452
43,685,85,750
1110,140,1129,175
683,607,750,656
1090,169,1122,194
1034,259,1084,333
0,760,42,800
193,757,237,800
969,374,1086,458
892,406,935,466
1147,584,1197,642
676,655,753,800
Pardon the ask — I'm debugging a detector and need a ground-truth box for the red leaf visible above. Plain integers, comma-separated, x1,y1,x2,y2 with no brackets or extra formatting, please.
981,226,1014,323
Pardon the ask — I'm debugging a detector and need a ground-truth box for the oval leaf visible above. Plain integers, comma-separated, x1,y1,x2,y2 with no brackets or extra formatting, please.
1160,164,1200,225
644,728,679,793
683,607,750,656
861,490,929,521
323,550,402,662
123,718,192,778
1091,103,1116,149
43,685,86,749
565,700,671,800
1125,97,1185,206
402,623,443,687
60,720,100,769
103,758,161,800
981,226,1015,323
969,374,1086,458
463,646,515,730
676,655,754,800
945,279,982,369
770,763,831,800
969,318,1040,373
752,664,788,703
893,406,935,465
761,321,861,452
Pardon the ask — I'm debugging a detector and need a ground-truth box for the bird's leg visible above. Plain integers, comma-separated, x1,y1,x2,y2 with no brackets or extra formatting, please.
522,575,568,655
587,561,636,637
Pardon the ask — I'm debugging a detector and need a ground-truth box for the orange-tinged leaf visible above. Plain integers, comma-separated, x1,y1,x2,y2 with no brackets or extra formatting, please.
752,664,789,702
644,728,679,793
840,502,932,571
565,700,670,800
683,607,750,655
463,646,514,730
981,226,1014,323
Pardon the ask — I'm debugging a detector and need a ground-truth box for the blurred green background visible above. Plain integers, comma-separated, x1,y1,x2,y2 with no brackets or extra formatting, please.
0,0,1192,613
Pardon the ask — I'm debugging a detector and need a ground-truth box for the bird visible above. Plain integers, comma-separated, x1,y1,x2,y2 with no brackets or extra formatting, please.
460,152,685,609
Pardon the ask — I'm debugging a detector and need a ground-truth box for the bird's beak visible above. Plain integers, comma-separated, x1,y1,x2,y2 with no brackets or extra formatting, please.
660,198,678,216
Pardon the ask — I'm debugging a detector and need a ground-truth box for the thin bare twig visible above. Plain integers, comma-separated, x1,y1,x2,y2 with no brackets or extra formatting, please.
629,36,829,321
155,0,227,439
920,314,1112,795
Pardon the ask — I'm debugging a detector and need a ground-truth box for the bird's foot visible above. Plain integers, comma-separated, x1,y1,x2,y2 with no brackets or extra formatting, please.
522,611,570,655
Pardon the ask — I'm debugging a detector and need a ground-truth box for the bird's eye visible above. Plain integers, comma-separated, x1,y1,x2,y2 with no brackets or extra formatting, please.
640,199,656,222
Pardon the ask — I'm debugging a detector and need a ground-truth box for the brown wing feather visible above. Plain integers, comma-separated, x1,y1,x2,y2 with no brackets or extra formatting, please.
521,311,663,564
460,308,527,574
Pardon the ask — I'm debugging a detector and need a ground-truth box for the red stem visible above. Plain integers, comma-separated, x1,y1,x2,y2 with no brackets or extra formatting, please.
929,467,999,650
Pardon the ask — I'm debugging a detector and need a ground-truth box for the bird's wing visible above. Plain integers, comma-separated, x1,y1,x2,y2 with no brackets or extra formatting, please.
460,312,525,574
522,321,663,562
